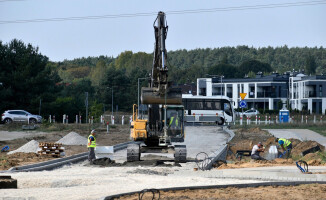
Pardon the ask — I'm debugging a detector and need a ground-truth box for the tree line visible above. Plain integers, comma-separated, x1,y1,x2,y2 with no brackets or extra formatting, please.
0,39,325,121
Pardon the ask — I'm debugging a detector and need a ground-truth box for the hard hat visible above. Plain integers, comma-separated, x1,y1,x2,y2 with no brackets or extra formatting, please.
91,129,96,134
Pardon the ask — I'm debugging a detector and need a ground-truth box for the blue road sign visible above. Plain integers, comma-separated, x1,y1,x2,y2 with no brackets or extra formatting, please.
239,100,247,108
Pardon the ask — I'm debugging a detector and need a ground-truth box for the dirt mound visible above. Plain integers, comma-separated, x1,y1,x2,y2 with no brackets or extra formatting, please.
57,132,87,145
229,140,253,154
0,152,54,170
303,153,320,160
307,159,323,166
237,127,269,135
215,158,295,169
7,140,39,155
264,137,277,147
292,141,324,156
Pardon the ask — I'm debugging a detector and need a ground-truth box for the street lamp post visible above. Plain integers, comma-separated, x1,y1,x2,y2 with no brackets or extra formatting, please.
220,75,224,98
112,88,113,117
138,78,147,118
107,87,114,117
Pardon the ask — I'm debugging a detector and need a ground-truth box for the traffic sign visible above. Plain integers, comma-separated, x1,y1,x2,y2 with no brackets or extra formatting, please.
239,100,247,108
240,93,247,100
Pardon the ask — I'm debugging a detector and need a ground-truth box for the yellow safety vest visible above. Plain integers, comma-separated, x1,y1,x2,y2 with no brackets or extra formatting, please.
279,138,291,148
88,134,96,148
169,117,179,126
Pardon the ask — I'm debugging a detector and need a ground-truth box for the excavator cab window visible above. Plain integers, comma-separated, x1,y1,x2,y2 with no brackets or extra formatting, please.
166,108,184,138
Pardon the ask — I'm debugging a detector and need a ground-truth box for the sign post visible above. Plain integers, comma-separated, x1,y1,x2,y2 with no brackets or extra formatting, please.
239,93,247,119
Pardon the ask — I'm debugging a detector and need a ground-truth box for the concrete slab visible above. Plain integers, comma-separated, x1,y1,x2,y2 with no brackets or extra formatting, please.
266,129,326,147
180,126,229,159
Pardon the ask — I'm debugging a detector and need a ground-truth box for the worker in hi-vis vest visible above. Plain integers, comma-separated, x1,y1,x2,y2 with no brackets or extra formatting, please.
169,112,180,136
276,138,292,158
87,129,96,162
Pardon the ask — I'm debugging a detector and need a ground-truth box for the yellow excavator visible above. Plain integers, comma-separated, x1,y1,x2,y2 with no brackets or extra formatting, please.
128,11,187,162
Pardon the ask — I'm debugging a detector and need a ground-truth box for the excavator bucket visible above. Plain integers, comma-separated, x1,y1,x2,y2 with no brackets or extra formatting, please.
141,87,182,105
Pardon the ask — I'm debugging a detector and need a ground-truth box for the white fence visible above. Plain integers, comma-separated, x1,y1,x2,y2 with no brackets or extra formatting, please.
47,114,133,125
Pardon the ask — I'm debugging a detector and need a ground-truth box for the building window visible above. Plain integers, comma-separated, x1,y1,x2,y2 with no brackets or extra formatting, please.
249,87,255,98
320,85,322,97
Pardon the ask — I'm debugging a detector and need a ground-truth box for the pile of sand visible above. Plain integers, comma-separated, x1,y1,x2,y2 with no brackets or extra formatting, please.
57,132,87,145
8,140,39,155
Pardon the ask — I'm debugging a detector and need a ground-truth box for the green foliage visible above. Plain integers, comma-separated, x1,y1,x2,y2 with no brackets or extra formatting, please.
114,51,152,75
89,101,104,121
207,63,239,78
247,71,256,78
238,60,273,78
305,54,317,75
89,59,107,86
0,39,61,114
2,39,326,117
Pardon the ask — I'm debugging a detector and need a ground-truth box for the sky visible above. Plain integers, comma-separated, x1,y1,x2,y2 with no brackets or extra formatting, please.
0,0,325,61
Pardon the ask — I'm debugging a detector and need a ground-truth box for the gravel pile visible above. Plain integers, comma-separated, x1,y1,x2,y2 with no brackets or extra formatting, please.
57,132,87,145
8,140,39,155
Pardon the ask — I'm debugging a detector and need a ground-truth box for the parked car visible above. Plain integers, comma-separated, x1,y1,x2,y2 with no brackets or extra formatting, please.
1,110,42,124
241,109,260,118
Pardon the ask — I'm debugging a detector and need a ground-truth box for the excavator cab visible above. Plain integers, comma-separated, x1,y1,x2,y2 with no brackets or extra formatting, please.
164,105,184,142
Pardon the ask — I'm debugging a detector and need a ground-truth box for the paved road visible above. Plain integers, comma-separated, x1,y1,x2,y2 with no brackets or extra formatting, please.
266,129,326,147
114,126,230,161
181,126,229,159
0,131,48,141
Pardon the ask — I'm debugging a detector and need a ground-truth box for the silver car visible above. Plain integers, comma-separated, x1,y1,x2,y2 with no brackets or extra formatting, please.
1,110,42,124
241,109,260,118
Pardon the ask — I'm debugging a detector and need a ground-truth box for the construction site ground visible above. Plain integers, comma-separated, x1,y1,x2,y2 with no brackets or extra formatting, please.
221,127,326,169
0,124,130,170
119,184,326,200
1,125,326,199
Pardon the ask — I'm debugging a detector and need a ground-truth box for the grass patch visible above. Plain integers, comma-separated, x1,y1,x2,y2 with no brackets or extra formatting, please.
0,155,9,169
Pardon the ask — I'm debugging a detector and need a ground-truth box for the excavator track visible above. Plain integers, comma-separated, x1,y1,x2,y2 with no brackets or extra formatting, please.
127,144,140,162
174,145,187,163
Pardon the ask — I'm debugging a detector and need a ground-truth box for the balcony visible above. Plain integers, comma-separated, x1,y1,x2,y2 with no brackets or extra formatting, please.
304,91,317,98
257,92,277,98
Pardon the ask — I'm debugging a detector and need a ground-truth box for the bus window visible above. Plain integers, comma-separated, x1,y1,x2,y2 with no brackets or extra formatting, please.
188,100,203,110
223,102,232,116
206,100,220,110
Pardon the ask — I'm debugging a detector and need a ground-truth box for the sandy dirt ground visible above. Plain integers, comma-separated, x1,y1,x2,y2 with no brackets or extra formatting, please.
119,184,326,200
224,127,326,169
1,126,326,200
0,125,131,170
215,158,326,170
0,161,263,200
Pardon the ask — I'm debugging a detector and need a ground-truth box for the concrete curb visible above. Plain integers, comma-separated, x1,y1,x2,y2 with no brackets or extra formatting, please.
223,128,235,142
4,141,138,172
8,152,88,172
204,128,235,170
100,181,326,200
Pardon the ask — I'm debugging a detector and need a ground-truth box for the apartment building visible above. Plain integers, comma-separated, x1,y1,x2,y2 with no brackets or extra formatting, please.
290,74,326,114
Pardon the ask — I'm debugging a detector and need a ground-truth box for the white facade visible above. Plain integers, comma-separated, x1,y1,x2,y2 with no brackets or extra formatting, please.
197,77,287,111
289,75,326,114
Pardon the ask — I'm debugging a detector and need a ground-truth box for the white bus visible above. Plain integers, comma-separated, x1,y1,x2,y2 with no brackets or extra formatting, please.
182,95,235,125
